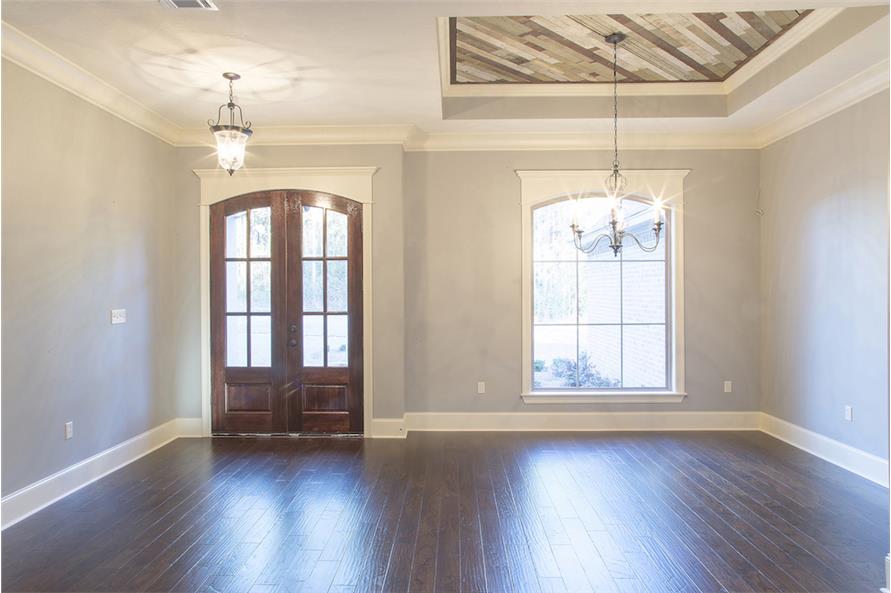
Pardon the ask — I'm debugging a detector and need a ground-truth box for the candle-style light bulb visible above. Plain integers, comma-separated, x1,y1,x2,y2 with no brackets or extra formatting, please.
653,199,664,223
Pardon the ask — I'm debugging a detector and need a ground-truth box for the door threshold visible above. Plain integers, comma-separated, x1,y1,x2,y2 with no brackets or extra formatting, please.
212,432,363,438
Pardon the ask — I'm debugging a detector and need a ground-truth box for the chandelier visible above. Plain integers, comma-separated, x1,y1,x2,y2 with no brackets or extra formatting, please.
208,72,253,176
570,33,664,257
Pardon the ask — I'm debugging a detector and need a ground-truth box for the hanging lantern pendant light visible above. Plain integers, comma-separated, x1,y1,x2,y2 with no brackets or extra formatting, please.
570,33,664,257
208,72,253,176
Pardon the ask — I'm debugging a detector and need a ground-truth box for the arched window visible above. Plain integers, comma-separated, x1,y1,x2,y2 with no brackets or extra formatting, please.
519,170,686,401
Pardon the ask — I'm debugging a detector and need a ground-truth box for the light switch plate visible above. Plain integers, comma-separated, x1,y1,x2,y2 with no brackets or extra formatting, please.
477,381,486,395
65,421,73,440
723,380,732,393
111,309,127,324
844,405,853,422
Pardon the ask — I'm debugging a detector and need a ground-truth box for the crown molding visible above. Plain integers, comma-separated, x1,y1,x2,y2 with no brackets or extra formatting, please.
1,21,180,145
176,124,415,147
404,130,757,151
722,8,843,93
3,19,885,153
754,58,890,148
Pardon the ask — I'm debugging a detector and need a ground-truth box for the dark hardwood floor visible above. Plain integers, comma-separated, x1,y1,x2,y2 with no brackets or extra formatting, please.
2,431,887,593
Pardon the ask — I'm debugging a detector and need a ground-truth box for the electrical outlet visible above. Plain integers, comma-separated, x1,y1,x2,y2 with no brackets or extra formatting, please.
723,380,732,393
844,406,853,422
65,421,74,440
477,381,486,395
111,309,127,324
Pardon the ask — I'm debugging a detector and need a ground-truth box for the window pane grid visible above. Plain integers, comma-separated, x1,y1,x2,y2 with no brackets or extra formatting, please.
225,207,272,368
223,258,271,263
302,206,349,368
531,197,670,391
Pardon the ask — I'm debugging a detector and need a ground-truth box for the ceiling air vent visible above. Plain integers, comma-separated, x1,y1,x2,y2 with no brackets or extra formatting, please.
159,0,219,9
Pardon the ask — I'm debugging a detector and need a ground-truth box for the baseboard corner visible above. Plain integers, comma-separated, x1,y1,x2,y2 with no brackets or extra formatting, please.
2,417,201,529
759,413,889,487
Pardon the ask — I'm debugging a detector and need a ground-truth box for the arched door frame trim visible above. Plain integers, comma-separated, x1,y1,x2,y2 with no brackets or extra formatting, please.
194,167,378,437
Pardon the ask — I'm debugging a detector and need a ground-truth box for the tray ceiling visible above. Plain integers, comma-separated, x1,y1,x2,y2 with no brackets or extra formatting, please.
451,10,812,84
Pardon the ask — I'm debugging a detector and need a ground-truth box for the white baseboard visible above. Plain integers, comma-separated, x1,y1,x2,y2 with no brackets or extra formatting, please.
4,412,886,530
176,416,204,437
369,418,406,438
402,411,762,432
759,414,889,487
885,553,890,592
1,417,201,530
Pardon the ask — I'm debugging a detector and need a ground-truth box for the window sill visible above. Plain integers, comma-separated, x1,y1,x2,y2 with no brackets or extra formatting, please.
521,392,687,404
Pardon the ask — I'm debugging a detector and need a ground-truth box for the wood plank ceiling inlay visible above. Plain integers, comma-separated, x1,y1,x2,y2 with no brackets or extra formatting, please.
451,11,812,84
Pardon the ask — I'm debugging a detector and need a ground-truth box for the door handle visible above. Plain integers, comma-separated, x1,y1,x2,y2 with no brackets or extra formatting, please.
289,338,298,347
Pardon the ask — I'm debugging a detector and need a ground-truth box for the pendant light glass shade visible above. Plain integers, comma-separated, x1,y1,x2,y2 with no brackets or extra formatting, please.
211,125,252,175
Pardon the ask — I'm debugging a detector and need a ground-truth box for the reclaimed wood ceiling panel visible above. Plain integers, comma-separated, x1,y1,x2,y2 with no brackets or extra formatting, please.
451,11,812,84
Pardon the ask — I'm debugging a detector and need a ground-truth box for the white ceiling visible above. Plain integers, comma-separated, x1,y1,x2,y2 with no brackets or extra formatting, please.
1,0,888,139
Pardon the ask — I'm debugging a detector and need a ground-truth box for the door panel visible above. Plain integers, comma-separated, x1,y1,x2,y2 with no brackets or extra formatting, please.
211,192,287,433
211,190,362,434
286,192,363,433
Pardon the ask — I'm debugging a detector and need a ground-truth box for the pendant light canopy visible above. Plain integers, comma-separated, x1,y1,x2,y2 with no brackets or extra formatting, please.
208,72,253,176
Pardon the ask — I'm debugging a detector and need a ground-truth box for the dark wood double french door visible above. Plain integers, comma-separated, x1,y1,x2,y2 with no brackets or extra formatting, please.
210,190,363,434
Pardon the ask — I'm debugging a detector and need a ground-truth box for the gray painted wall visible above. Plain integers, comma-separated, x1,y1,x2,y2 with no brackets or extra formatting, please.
760,90,890,458
403,149,762,413
3,62,888,497
1,61,177,495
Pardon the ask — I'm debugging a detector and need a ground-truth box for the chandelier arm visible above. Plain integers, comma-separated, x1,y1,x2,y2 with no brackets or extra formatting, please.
625,231,661,253
575,232,613,254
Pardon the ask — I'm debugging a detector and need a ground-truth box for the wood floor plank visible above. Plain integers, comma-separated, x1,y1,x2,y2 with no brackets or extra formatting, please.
2,432,886,593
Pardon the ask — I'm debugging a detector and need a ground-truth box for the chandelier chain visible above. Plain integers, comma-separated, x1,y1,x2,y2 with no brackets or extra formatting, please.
612,38,619,172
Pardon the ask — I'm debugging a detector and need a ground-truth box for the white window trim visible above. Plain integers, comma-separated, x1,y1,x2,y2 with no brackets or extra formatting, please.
517,169,688,404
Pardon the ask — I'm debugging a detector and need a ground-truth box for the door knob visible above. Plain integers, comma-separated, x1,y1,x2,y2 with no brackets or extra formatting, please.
289,338,298,347
289,324,298,333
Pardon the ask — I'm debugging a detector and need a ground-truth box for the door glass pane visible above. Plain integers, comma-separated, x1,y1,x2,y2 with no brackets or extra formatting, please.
250,315,271,367
303,315,324,367
326,210,348,257
303,261,324,312
327,261,348,312
623,324,667,388
327,315,348,367
622,262,666,323
532,325,576,389
250,207,271,258
226,315,247,367
225,211,247,258
250,261,271,313
302,206,324,257
226,261,247,313
533,262,576,324
579,325,621,388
